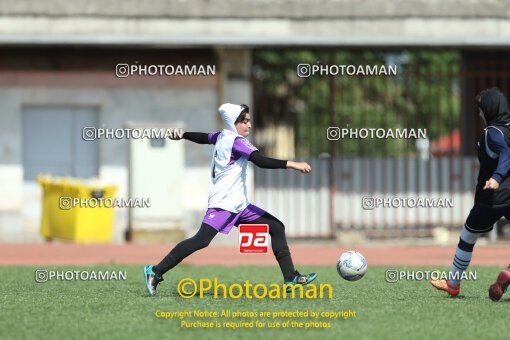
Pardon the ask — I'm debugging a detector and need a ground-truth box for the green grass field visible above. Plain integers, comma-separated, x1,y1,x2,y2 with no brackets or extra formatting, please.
1,265,508,340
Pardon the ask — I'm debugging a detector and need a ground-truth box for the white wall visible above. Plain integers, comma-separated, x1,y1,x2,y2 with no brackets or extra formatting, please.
0,84,217,242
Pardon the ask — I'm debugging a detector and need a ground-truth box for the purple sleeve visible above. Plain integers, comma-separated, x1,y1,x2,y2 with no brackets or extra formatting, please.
233,137,258,158
208,132,220,145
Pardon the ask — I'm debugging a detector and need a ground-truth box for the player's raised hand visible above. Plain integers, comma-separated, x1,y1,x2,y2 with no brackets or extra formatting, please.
287,161,311,174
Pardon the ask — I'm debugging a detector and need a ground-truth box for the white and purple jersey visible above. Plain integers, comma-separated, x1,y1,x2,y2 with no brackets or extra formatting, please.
207,130,258,213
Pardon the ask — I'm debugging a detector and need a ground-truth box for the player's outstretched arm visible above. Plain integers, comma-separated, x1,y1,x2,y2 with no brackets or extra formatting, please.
286,160,311,174
249,152,311,174
169,132,211,144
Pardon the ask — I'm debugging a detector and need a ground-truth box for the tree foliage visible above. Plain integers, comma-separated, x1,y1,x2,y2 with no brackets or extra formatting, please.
252,50,461,157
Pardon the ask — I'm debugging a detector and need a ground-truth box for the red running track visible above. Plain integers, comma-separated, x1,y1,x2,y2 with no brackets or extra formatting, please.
0,243,509,267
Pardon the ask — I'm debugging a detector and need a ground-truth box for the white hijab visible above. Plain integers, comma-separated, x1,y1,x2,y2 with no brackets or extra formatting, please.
218,103,243,134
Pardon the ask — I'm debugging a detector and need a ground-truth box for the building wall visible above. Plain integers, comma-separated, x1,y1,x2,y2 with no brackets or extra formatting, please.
0,46,254,243
0,83,216,242
1,1,509,47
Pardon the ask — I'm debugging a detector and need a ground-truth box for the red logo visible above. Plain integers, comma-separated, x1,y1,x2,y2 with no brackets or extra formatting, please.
239,224,269,254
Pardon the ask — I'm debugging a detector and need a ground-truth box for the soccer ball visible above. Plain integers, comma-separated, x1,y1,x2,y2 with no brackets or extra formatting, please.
337,251,367,281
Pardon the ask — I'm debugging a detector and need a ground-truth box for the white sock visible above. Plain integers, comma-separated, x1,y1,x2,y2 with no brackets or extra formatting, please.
450,225,480,286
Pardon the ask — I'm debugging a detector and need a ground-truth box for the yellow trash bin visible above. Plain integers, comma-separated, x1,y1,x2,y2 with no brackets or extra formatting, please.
38,176,117,243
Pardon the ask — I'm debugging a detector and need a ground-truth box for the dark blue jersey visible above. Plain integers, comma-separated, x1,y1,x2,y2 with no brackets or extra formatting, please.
475,124,510,207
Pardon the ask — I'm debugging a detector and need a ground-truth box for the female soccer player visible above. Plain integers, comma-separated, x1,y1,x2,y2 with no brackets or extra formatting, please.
430,88,510,300
144,103,317,296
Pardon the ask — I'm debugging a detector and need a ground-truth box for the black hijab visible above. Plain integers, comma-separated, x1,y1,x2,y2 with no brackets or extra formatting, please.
476,88,510,126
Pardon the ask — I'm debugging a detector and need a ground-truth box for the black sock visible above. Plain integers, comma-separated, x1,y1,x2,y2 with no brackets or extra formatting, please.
276,251,296,281
153,223,217,276
153,254,177,277
249,212,296,281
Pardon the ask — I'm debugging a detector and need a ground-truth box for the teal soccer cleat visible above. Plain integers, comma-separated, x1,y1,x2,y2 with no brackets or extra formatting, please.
143,265,164,297
284,270,318,293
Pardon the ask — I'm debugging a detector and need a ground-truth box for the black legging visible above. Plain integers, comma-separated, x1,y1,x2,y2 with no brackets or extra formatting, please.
153,212,296,281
